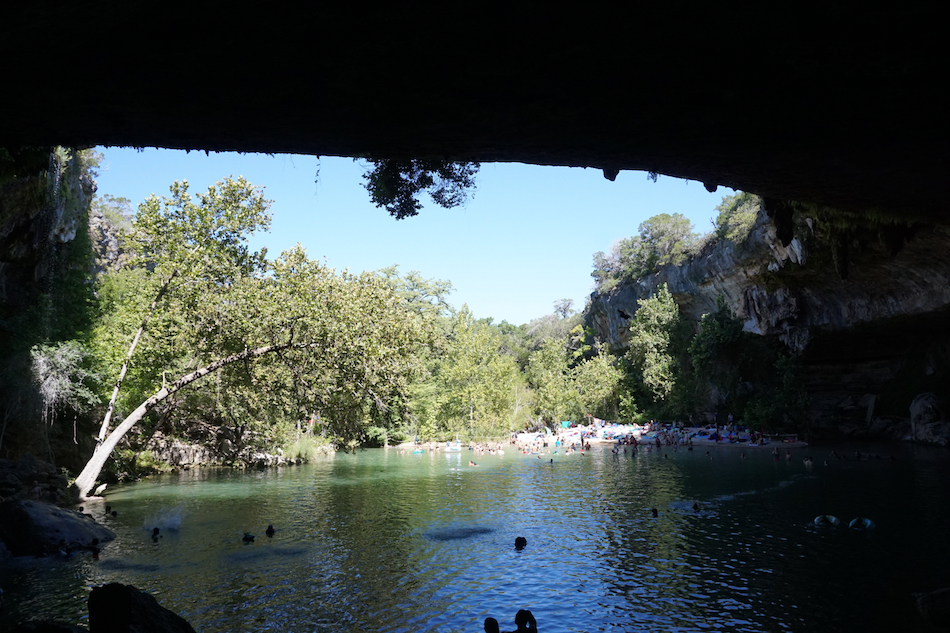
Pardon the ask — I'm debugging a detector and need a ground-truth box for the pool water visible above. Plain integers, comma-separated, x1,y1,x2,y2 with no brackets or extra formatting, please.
3,441,950,632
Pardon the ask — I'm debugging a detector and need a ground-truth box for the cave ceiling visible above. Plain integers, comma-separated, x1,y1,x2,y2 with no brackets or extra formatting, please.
2,4,947,220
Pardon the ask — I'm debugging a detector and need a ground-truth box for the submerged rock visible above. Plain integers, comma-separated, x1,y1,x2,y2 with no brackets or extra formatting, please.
89,583,197,633
0,500,114,557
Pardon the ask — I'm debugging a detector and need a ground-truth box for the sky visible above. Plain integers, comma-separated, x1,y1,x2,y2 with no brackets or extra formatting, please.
93,148,734,326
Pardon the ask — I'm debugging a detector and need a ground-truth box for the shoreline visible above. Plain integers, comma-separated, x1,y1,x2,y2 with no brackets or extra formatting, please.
392,430,811,451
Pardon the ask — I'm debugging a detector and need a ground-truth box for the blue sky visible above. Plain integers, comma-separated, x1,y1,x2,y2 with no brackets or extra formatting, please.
94,148,733,325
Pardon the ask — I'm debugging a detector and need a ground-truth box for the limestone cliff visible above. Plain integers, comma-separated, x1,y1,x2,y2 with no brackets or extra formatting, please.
586,203,950,436
588,206,950,353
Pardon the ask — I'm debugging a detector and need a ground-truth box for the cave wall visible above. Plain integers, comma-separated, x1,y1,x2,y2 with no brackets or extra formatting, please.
1,5,948,220
0,148,98,464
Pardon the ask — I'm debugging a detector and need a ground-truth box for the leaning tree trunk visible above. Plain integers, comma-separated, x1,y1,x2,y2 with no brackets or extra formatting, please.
72,340,294,500
96,270,179,445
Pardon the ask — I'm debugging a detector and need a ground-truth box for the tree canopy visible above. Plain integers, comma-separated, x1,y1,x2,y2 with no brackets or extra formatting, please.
713,192,761,245
73,177,436,497
592,213,699,291
361,158,479,219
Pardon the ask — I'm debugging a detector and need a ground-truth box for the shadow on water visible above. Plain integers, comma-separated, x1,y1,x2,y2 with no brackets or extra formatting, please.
423,526,494,541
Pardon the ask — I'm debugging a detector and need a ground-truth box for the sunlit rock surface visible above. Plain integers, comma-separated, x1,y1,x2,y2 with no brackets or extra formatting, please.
588,211,950,353
586,208,950,435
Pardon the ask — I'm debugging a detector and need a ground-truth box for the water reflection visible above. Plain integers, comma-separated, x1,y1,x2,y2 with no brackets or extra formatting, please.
3,442,950,632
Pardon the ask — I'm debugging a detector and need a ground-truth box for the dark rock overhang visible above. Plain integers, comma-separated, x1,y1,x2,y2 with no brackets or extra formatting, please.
2,4,947,219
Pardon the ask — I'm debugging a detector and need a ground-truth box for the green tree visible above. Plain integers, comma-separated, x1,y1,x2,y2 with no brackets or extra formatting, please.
592,214,699,291
526,339,579,427
688,296,744,375
625,285,681,401
523,301,584,355
74,180,432,498
374,265,455,321
572,352,623,419
638,213,697,266
713,192,760,245
688,297,808,431
361,158,479,219
91,177,271,452
427,306,519,436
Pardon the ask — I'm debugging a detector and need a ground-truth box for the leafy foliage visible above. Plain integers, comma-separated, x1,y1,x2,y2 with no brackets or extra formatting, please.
412,306,521,439
526,339,579,426
713,192,760,245
625,285,681,400
0,148,103,465
572,352,623,418
31,341,100,417
361,158,479,219
74,176,441,493
592,213,699,291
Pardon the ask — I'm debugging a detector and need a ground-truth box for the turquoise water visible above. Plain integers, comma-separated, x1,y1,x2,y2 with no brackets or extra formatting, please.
3,442,950,632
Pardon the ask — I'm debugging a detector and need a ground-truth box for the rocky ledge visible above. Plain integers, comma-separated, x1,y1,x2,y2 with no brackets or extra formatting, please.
0,499,114,558
9,583,196,633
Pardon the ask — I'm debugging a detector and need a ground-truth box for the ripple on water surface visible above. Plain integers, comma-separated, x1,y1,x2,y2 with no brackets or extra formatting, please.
3,442,950,632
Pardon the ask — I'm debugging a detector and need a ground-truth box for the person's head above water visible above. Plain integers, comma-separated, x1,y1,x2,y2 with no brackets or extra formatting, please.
514,609,537,632
515,536,527,550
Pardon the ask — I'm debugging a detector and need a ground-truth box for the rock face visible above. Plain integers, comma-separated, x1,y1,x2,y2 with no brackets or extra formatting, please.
0,453,70,503
3,6,948,221
88,583,197,633
147,432,214,467
586,206,950,437
910,393,950,445
587,210,950,354
146,430,289,468
0,499,114,557
10,623,88,633
916,587,950,630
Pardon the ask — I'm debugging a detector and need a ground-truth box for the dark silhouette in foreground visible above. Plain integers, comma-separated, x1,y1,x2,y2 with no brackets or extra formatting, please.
485,609,538,633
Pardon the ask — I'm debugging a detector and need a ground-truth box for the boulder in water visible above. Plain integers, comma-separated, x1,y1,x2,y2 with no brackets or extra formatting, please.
0,500,114,557
89,583,197,633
